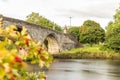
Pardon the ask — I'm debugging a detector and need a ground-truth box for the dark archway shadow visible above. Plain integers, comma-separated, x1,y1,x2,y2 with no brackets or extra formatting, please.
44,34,60,54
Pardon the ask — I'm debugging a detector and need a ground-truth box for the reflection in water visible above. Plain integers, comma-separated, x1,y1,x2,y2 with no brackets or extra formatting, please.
45,59,120,80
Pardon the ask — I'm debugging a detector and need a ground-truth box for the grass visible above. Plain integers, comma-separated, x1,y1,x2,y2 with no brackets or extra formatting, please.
53,44,120,60
62,45,107,54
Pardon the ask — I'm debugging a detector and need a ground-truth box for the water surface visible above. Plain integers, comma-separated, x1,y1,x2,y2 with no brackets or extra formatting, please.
46,59,120,80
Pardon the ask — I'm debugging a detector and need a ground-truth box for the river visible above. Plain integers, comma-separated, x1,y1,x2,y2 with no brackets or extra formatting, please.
46,59,120,80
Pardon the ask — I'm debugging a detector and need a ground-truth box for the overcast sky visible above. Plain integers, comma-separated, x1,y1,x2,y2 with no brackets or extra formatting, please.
0,0,120,29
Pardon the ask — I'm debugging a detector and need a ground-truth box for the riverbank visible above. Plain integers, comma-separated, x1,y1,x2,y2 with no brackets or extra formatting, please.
53,45,120,60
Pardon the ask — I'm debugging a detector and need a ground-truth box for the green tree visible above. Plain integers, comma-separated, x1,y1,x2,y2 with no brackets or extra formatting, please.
67,26,80,41
105,7,120,52
80,20,105,46
114,7,120,21
26,12,62,31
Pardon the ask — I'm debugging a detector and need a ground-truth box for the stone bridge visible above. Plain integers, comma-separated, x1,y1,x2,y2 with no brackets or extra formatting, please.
1,16,80,54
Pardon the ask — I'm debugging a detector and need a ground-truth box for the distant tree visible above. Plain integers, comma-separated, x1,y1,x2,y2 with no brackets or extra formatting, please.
105,7,120,52
114,7,120,21
26,12,62,31
80,20,105,46
67,26,80,41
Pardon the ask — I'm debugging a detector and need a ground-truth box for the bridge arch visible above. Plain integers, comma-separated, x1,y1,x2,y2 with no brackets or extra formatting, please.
1,16,79,54
43,33,60,54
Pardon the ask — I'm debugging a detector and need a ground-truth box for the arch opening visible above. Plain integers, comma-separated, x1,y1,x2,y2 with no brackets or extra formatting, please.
43,34,60,54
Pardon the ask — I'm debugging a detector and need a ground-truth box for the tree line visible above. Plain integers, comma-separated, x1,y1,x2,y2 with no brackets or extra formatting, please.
67,7,120,52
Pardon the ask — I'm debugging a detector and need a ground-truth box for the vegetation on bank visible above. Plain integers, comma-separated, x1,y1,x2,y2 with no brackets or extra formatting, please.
53,45,120,60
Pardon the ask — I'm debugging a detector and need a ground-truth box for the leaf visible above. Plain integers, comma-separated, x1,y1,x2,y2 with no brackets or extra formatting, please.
12,69,20,77
21,27,27,36
39,60,44,68
0,49,9,59
0,64,5,79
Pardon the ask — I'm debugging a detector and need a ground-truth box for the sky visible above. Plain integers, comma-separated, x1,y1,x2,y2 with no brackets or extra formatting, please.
0,0,120,29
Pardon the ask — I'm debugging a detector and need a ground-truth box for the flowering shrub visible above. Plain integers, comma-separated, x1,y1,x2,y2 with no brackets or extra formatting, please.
0,18,53,80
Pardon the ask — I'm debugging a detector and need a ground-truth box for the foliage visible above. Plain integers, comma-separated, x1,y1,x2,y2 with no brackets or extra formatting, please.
24,72,46,80
26,12,62,31
80,20,105,46
67,26,80,41
114,7,120,21
105,7,120,52
0,18,53,80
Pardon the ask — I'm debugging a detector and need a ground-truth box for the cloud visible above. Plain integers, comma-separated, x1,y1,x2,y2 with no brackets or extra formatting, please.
0,0,119,28
55,1,119,19
0,0,7,2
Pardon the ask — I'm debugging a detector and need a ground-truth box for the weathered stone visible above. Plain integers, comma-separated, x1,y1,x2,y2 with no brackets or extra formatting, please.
1,16,81,54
